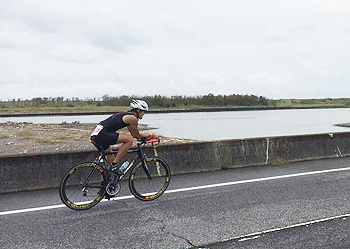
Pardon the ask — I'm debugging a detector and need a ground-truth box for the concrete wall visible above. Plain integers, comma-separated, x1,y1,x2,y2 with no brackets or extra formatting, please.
1,132,350,194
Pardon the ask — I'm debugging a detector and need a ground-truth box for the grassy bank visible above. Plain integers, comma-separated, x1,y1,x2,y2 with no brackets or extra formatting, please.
1,98,350,114
0,104,349,115
271,98,350,107
0,105,130,114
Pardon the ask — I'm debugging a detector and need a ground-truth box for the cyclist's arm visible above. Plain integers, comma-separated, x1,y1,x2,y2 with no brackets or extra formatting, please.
124,115,157,139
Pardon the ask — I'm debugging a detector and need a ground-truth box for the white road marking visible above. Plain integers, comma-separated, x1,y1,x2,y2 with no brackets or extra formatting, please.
1,166,350,216
165,166,350,194
235,213,350,242
238,235,261,242
0,195,134,216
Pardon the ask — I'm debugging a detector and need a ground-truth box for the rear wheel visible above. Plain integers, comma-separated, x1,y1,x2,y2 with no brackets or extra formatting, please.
129,157,171,201
59,162,107,210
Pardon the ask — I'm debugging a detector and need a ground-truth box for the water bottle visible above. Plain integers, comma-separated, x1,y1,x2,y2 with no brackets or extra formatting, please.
119,161,130,173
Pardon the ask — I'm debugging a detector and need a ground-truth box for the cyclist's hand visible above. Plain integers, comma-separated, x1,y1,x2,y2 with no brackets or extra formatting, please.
152,134,160,139
140,134,160,144
146,137,160,145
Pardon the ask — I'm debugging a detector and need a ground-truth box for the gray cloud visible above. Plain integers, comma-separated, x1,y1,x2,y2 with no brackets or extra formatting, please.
1,0,350,100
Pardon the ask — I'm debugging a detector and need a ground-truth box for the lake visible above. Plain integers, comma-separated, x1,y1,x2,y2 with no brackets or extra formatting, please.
1,108,349,141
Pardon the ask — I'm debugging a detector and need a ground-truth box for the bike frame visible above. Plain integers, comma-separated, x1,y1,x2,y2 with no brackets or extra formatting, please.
60,138,168,210
93,140,151,180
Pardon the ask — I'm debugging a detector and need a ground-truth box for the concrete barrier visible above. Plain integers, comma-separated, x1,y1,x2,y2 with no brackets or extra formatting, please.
1,132,350,194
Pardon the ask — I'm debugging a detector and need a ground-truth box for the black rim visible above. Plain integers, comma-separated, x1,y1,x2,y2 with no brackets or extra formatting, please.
129,157,170,201
60,163,106,210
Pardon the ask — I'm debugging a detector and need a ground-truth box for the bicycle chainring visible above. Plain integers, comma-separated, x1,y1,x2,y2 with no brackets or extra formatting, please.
106,181,121,196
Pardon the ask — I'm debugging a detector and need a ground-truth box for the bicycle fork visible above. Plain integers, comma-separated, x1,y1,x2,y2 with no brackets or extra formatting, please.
142,160,152,180
81,166,98,195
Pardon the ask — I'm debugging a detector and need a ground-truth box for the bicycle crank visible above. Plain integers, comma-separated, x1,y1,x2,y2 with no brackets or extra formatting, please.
106,181,121,196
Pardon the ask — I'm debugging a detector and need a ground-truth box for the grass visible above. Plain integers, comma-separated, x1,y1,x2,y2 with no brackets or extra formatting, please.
34,137,54,144
13,128,53,143
0,124,92,145
15,128,36,138
270,98,350,107
271,158,290,166
1,98,350,115
0,132,10,139
0,105,130,114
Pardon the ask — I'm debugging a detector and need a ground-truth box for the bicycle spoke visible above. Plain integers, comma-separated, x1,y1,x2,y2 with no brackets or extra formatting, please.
59,163,106,210
129,157,170,201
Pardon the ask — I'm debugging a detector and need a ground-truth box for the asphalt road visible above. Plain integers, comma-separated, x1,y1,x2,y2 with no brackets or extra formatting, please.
1,157,350,248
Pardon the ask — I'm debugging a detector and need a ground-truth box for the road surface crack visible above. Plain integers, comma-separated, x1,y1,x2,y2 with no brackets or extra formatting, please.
159,219,197,248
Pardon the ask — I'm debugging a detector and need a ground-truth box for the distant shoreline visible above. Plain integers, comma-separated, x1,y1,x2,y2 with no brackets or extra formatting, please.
335,123,350,128
1,105,349,118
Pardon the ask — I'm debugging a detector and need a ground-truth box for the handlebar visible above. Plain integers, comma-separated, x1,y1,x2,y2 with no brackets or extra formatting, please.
138,137,160,146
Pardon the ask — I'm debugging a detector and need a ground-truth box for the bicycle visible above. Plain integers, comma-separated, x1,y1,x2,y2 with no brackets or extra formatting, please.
59,138,171,210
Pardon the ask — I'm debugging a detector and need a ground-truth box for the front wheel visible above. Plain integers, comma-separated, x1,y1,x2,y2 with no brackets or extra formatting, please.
59,162,107,210
129,157,171,201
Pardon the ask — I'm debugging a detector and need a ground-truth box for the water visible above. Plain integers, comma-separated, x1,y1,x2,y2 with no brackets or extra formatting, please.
1,108,349,141
141,108,350,140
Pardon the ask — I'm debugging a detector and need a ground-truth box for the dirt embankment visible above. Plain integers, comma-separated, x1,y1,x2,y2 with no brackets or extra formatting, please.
0,122,196,156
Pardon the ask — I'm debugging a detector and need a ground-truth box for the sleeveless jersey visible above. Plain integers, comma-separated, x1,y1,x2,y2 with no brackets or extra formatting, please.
99,112,133,132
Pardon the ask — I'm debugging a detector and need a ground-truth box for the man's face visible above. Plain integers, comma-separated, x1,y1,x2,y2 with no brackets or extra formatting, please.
138,110,145,119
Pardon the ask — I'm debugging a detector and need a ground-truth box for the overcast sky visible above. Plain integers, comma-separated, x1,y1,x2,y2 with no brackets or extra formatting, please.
1,0,350,101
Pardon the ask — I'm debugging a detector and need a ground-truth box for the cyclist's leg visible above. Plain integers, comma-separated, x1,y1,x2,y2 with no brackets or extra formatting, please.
111,133,133,164
91,132,115,164
104,147,115,164
95,131,122,164
93,131,133,165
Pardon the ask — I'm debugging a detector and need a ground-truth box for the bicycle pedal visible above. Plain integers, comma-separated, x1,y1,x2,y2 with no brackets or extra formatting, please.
104,193,116,200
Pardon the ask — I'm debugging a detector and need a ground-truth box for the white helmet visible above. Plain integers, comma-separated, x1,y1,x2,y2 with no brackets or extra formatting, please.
130,100,149,111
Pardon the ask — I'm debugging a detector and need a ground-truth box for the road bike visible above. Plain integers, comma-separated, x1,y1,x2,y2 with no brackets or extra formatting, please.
59,138,171,210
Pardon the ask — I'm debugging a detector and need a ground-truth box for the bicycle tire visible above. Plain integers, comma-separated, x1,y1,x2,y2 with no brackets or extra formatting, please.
59,162,107,210
129,157,171,201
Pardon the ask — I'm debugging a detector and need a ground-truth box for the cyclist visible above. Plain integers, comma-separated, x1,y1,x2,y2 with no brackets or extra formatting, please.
91,100,159,174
